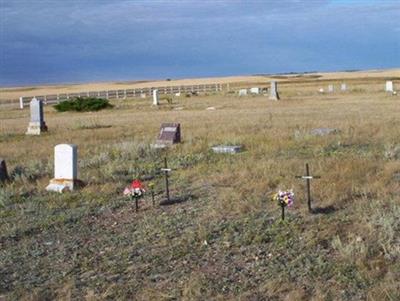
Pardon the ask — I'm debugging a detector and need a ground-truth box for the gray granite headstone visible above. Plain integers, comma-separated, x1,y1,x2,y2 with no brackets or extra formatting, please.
269,81,280,100
211,145,242,154
26,98,48,135
0,158,9,183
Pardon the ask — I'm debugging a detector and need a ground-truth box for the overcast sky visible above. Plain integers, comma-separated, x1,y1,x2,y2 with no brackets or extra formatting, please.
0,0,399,86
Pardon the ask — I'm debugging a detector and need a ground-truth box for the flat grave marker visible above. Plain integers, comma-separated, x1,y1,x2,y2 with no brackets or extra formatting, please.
211,145,242,154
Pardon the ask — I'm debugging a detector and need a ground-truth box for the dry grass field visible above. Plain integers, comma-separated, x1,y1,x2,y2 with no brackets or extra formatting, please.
1,68,399,102
1,71,400,300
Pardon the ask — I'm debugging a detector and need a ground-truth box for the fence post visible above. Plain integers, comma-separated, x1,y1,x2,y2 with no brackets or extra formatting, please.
124,89,127,99
19,97,24,109
106,91,109,99
116,90,119,99
87,91,90,97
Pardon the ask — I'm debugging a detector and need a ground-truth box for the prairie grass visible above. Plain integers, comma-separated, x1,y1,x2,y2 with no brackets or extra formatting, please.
1,76,400,300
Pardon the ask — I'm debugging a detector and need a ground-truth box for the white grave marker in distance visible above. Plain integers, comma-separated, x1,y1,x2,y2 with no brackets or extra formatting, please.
152,89,159,105
386,81,393,92
238,89,247,96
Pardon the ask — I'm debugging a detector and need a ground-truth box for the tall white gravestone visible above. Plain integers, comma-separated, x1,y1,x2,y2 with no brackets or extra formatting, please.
26,98,48,135
46,144,80,192
385,81,393,92
152,89,159,105
269,81,280,100
341,83,347,91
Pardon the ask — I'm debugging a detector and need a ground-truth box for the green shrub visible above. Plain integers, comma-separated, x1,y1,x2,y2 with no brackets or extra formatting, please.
54,97,113,112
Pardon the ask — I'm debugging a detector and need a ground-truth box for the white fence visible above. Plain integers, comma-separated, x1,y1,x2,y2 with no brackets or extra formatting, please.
13,83,227,109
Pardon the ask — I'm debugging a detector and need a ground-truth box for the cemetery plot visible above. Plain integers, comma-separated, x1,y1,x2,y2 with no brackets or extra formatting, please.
1,72,400,300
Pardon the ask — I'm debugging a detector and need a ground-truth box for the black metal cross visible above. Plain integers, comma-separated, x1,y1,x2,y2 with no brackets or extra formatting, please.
295,163,320,213
161,157,172,203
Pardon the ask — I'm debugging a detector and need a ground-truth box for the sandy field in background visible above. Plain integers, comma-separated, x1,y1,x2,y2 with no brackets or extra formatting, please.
0,68,399,101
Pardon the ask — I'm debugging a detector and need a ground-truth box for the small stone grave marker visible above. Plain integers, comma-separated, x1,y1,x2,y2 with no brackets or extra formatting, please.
341,83,347,91
152,89,159,105
386,81,393,92
26,97,48,135
156,123,181,145
211,145,242,154
250,87,259,94
46,144,81,192
239,89,247,96
269,81,279,100
0,158,9,183
310,128,340,136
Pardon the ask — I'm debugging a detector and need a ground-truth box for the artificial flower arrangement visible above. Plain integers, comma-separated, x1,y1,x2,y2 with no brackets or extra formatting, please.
124,179,146,211
272,189,294,220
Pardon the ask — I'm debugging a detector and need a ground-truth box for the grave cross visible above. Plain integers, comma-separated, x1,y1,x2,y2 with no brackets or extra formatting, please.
161,157,172,202
295,163,320,213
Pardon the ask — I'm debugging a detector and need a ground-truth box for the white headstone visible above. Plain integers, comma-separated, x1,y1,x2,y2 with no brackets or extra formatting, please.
54,144,77,180
238,89,247,96
269,81,279,100
46,144,78,192
250,87,259,94
386,81,393,92
152,89,159,105
328,84,334,93
26,97,47,135
341,83,347,91
318,88,324,93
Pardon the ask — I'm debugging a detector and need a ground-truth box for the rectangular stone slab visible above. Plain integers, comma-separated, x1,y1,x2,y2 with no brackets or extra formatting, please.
54,144,77,180
157,123,181,144
211,145,242,154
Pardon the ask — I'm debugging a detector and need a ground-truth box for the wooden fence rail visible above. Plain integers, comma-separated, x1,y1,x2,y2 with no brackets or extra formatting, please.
11,83,227,109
